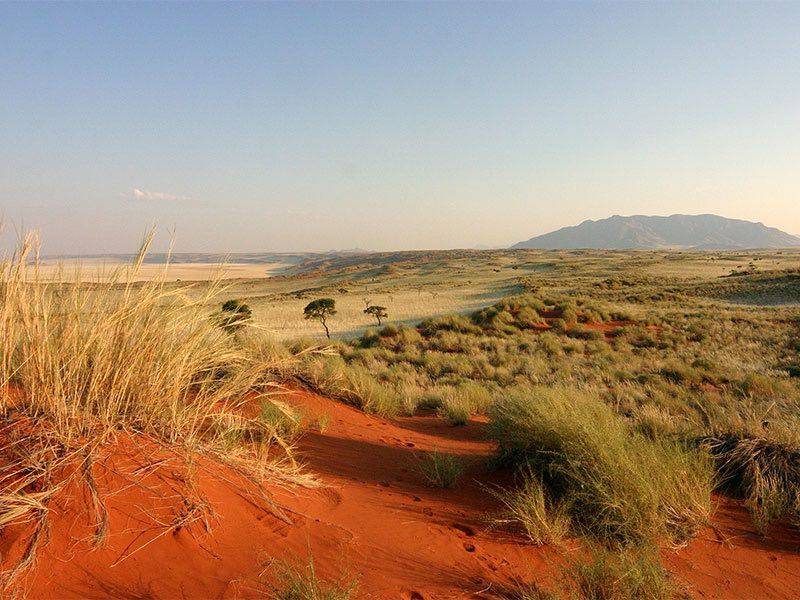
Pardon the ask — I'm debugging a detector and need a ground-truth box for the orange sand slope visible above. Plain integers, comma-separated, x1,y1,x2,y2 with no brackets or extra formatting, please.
3,390,799,599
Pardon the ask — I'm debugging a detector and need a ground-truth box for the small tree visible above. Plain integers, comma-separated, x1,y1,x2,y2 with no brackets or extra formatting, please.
218,299,252,332
304,298,336,339
364,305,388,326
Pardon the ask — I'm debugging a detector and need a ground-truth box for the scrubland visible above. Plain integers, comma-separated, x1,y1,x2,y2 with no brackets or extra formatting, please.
2,237,800,598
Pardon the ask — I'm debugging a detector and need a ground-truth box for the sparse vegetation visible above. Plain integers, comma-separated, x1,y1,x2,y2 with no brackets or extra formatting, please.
0,232,311,587
270,556,357,600
417,451,464,488
563,545,674,600
364,304,388,326
4,237,800,597
304,298,337,339
218,298,253,332
487,386,712,547
490,468,569,546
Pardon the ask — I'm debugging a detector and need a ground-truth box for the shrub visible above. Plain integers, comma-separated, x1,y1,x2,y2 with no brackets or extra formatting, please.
487,386,712,547
623,327,659,349
418,452,464,488
419,314,482,336
297,357,402,416
218,299,253,332
537,332,563,356
566,325,604,341
440,398,471,426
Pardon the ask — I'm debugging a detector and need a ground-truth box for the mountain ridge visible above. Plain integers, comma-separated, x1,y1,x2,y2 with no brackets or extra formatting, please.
512,214,800,250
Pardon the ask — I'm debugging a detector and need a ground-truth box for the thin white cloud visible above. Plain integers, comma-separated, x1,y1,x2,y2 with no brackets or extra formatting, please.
132,188,190,202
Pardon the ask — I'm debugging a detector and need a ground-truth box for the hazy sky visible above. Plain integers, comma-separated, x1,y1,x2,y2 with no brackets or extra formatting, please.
1,2,799,254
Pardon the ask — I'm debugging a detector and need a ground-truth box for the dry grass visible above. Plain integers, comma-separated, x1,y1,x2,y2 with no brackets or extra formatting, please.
417,451,464,489
268,555,358,600
0,231,311,587
490,468,570,546
487,386,713,548
703,433,800,532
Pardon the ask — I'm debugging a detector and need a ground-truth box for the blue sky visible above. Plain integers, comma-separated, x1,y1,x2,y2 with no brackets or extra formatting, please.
1,2,799,253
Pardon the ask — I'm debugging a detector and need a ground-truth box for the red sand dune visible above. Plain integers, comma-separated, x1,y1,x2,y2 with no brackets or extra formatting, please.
2,390,799,599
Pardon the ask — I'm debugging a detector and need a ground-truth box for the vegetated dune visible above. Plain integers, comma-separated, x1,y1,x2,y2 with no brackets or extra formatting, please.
4,389,799,599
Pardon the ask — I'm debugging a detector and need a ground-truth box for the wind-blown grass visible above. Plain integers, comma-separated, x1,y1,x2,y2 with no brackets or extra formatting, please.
487,386,713,547
0,231,308,586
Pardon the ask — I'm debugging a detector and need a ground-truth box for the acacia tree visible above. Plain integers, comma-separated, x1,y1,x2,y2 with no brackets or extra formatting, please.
364,305,388,326
303,298,336,339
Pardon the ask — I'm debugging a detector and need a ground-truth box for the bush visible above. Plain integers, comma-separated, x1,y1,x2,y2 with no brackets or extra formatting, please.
566,325,604,341
297,357,402,416
218,299,253,332
487,386,712,547
440,398,471,426
438,381,493,425
419,314,482,336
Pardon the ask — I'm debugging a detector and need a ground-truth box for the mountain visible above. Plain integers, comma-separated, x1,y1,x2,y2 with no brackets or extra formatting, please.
512,214,800,250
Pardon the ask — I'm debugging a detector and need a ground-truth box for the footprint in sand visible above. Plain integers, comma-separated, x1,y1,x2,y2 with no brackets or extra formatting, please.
451,523,476,537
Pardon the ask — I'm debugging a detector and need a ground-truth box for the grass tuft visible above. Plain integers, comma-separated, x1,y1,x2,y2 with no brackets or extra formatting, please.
417,451,464,488
487,386,712,547
270,556,357,600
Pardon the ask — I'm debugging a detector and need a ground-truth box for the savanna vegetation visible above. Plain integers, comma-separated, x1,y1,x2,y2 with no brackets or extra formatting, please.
2,234,799,597
282,249,800,596
0,232,321,590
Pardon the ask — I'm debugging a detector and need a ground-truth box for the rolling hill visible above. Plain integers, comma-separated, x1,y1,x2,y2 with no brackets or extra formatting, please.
512,214,800,250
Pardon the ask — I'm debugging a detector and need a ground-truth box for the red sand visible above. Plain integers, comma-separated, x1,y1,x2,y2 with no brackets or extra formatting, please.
2,390,799,599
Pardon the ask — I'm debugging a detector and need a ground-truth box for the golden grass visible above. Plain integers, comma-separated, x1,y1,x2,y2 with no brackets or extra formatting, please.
0,231,312,587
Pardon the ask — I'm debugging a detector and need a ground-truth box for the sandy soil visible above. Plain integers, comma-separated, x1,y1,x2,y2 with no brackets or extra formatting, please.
3,390,799,599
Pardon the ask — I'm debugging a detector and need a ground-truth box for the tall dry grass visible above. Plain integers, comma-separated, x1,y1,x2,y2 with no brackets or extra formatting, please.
487,386,713,548
0,231,309,585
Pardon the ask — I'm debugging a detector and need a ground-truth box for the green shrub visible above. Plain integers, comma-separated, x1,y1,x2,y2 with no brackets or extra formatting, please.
419,314,482,336
297,357,402,416
218,299,252,332
440,397,471,425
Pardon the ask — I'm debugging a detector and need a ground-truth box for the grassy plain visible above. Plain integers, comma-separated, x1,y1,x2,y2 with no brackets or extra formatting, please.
3,240,800,597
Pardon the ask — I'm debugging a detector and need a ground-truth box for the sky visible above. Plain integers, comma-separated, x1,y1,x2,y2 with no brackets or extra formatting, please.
1,2,799,254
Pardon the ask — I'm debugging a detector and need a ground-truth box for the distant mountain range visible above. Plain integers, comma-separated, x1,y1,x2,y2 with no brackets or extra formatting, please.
512,214,800,250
